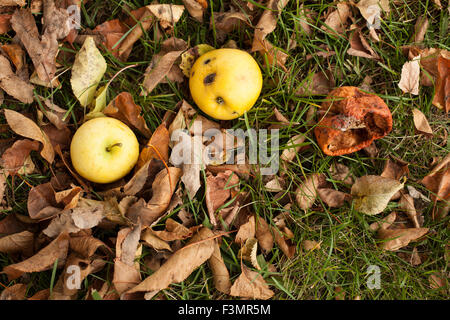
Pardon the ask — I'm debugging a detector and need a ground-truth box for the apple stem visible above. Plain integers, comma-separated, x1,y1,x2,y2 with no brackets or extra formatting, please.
106,143,122,152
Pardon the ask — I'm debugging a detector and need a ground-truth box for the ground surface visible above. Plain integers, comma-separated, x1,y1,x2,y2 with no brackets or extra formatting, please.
0,0,449,300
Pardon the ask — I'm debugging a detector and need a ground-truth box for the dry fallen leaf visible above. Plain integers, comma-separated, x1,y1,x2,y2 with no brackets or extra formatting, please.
10,7,59,84
113,225,142,295
2,232,70,281
413,16,429,44
103,92,152,138
378,227,429,251
141,228,172,251
92,19,131,59
347,29,380,60
141,39,187,95
0,230,34,254
318,188,351,208
321,2,352,35
296,70,335,96
208,239,231,294
126,227,215,295
421,153,449,202
398,56,421,95
137,124,169,170
432,55,450,112
205,170,239,227
302,240,321,252
295,173,325,211
238,237,261,270
280,134,306,162
351,175,405,215
230,264,274,300
0,55,34,103
71,36,107,107
117,7,154,60
127,167,182,226
255,215,273,254
1,139,40,176
412,108,433,136
272,214,296,258
182,0,206,22
147,4,185,29
4,109,55,163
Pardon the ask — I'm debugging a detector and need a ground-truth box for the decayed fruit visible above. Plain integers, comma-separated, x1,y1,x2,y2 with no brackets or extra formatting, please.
189,48,263,120
314,86,392,156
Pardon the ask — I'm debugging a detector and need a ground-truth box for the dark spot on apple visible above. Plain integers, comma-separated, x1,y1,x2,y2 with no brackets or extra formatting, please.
216,96,224,104
204,58,211,65
204,73,216,85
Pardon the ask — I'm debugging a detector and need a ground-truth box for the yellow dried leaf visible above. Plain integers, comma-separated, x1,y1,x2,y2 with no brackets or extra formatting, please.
71,36,107,107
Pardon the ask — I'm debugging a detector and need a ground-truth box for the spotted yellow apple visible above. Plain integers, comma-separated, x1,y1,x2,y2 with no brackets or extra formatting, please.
189,48,263,120
70,117,139,184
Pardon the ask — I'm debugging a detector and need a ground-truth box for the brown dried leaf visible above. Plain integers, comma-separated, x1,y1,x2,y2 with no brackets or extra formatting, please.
347,29,380,60
399,193,421,228
127,167,182,226
398,56,421,95
11,8,58,84
118,7,154,60
421,153,449,202
272,215,295,258
369,211,397,232
1,139,40,176
124,159,165,196
141,47,187,95
208,239,231,294
321,2,352,35
317,188,351,208
280,134,306,162
182,0,206,22
137,124,169,171
212,10,247,34
103,92,151,138
235,214,256,245
378,227,428,251
0,230,34,254
414,16,428,44
0,55,34,103
4,109,54,163
147,4,185,29
92,19,131,60
412,108,433,136
206,170,239,227
141,228,172,251
127,227,215,294
296,70,335,96
0,283,27,300
432,55,450,112
230,264,274,300
295,173,325,211
252,0,289,52
238,237,260,270
2,232,69,281
255,216,273,254
152,218,195,241
27,182,60,220
302,240,321,251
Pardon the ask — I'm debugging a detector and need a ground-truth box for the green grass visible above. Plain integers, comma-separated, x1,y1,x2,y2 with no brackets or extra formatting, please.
0,0,449,300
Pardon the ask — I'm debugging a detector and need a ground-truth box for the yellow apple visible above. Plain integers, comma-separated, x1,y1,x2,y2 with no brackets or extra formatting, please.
70,117,139,184
189,48,263,120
